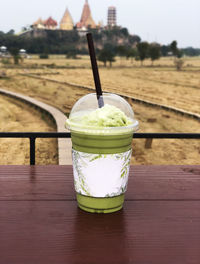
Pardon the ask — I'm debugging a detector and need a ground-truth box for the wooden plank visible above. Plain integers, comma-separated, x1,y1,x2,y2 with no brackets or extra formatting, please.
0,201,200,264
128,165,200,200
0,165,200,200
0,165,75,201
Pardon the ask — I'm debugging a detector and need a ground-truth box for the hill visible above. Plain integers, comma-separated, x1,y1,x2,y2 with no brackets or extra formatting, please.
0,27,141,54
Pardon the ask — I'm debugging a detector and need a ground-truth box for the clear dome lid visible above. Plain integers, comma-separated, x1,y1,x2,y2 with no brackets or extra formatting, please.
66,93,139,134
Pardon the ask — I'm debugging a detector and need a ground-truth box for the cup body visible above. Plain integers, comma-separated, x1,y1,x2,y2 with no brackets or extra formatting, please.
66,93,138,213
71,131,133,213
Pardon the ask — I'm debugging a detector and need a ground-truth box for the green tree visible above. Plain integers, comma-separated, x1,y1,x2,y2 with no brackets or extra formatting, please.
116,45,128,63
128,35,141,44
7,29,15,35
98,49,109,67
170,41,184,70
137,42,149,65
160,45,170,56
9,47,21,65
177,49,183,58
149,43,161,65
108,53,116,67
116,45,127,57
120,28,129,37
182,47,200,56
126,48,137,63
170,40,178,57
98,46,115,67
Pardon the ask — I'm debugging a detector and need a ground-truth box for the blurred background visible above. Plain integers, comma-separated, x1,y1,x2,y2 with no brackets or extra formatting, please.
0,0,199,165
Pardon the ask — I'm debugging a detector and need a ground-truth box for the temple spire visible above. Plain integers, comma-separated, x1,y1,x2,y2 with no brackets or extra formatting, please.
60,7,74,30
77,0,96,29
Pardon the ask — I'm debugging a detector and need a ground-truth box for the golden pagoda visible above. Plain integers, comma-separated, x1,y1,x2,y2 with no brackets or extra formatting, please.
76,0,96,29
60,8,74,30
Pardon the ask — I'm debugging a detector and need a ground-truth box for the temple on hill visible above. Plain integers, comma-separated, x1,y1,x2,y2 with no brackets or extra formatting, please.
33,18,45,29
44,17,58,29
60,8,74,30
30,0,108,32
76,0,96,30
107,6,117,27
33,17,57,30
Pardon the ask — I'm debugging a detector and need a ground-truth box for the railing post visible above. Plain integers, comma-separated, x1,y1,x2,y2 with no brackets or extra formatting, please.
30,137,36,165
145,138,153,149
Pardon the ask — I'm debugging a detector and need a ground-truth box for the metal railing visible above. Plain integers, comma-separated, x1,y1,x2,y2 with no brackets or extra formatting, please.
0,132,199,165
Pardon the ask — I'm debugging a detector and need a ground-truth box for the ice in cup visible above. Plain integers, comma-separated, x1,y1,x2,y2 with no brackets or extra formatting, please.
66,93,139,213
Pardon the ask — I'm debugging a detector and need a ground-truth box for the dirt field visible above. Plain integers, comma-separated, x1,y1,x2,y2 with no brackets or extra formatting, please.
5,55,200,114
0,95,58,165
0,56,199,164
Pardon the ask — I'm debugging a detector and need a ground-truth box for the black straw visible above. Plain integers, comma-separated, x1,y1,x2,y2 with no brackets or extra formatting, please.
87,33,104,108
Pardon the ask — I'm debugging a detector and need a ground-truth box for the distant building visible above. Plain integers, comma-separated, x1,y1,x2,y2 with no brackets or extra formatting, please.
43,17,58,30
32,17,57,30
29,1,118,34
32,18,45,29
60,8,74,30
76,0,96,30
107,6,117,27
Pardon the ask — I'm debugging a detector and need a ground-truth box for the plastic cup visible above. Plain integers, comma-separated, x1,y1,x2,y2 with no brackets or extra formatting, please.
66,93,139,213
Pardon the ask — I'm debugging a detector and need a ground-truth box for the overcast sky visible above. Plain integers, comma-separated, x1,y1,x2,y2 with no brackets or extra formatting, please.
0,0,199,48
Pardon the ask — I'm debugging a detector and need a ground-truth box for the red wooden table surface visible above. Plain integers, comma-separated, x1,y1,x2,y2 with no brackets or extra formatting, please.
0,165,200,264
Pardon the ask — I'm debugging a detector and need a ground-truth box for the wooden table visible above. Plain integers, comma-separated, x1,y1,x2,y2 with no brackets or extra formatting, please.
0,165,200,264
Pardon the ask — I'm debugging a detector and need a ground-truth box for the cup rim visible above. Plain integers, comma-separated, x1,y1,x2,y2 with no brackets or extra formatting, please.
66,118,139,134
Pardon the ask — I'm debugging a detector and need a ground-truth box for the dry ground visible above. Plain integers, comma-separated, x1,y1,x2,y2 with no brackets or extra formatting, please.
8,55,200,114
35,63,200,115
24,54,200,68
0,56,199,164
0,95,58,165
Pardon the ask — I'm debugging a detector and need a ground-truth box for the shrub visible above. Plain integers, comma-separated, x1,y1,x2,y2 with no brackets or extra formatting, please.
1,58,11,65
66,52,77,59
174,58,184,71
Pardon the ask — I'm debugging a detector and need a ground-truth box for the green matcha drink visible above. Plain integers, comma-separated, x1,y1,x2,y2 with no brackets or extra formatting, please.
66,93,138,213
